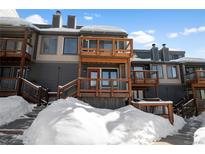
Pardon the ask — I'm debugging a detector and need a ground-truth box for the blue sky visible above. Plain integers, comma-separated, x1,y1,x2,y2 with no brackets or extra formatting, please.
17,9,205,58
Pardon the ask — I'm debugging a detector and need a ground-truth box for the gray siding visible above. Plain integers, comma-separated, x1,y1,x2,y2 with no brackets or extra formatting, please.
145,85,185,103
28,62,78,91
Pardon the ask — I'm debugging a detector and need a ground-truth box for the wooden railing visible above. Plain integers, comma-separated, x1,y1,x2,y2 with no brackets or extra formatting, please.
186,70,205,84
57,77,131,99
131,70,159,85
57,79,78,99
78,77,130,97
79,37,133,58
0,38,32,59
174,98,198,118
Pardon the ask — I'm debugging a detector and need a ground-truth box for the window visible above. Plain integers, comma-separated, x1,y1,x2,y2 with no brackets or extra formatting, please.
6,40,22,51
151,65,163,78
100,40,112,50
41,36,57,54
0,67,11,77
133,66,144,79
102,69,118,87
63,38,78,54
167,65,178,79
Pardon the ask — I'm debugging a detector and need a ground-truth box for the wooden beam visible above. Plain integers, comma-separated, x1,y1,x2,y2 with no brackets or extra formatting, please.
81,57,128,63
17,29,28,95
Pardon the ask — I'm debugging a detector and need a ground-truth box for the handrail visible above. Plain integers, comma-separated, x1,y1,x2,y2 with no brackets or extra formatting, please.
57,79,78,99
20,77,41,90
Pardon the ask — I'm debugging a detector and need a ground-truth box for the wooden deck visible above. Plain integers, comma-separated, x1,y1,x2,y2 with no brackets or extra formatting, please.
79,36,133,58
0,38,32,61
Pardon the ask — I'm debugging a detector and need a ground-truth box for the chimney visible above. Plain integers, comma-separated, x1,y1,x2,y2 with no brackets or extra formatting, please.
52,10,62,28
151,44,159,61
160,44,169,61
67,15,76,29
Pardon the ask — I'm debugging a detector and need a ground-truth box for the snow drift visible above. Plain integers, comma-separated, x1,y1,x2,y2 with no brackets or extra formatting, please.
0,96,33,126
23,97,185,145
193,112,205,144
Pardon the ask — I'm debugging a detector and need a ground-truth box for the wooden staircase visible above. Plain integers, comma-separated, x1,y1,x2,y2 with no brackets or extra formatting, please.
174,97,198,118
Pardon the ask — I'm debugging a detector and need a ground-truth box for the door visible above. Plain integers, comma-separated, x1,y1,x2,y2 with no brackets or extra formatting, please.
88,69,100,89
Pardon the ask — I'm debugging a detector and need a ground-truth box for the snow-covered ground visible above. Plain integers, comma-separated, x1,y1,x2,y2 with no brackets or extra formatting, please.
0,96,33,126
23,97,185,145
193,112,205,144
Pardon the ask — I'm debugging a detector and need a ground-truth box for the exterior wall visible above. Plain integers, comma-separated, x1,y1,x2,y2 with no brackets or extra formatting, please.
36,35,79,62
145,85,185,103
28,62,78,91
81,97,127,109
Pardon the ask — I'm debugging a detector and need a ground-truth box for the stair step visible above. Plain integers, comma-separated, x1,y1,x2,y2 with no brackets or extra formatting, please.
0,129,24,135
0,118,34,130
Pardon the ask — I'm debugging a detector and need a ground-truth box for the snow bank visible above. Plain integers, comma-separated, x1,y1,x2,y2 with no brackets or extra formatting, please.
23,97,185,145
0,96,33,126
193,112,205,144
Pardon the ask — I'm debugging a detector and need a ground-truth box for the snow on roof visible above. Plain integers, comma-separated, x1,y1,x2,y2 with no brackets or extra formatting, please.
170,57,205,63
0,9,19,18
39,27,80,33
0,17,39,30
131,55,151,62
80,25,127,34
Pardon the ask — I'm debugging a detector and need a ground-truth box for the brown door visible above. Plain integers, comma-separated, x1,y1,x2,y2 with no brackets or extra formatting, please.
88,69,100,89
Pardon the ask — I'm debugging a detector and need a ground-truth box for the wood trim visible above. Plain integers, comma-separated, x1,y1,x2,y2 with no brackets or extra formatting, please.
81,57,128,63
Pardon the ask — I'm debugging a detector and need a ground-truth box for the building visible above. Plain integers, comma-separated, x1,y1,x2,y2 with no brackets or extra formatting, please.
0,10,205,111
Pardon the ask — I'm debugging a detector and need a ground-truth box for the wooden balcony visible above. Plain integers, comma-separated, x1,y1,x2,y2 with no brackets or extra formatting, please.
186,70,205,87
79,37,133,58
0,38,32,62
131,70,159,89
78,77,131,98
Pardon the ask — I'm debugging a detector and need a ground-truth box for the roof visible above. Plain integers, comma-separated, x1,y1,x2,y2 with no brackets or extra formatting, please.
80,25,127,36
0,17,39,30
170,57,205,63
39,27,80,33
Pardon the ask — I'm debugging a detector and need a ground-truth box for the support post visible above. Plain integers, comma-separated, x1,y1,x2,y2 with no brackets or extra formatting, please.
17,29,28,95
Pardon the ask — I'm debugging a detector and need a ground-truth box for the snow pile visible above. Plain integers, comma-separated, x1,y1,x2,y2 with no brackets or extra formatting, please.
23,97,185,145
193,112,205,144
39,27,80,33
0,96,33,126
0,17,39,30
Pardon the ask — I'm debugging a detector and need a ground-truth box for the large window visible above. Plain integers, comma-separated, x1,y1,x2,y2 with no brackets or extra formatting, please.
100,40,112,50
102,69,118,87
63,38,78,54
167,65,178,79
5,40,22,51
151,65,163,78
41,36,57,54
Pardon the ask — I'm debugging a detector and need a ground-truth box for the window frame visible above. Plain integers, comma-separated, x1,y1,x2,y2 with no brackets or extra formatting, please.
167,65,178,79
63,37,78,55
101,68,119,88
151,64,164,79
40,36,58,55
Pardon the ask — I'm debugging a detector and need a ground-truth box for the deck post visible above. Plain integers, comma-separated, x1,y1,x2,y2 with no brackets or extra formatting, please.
17,29,28,95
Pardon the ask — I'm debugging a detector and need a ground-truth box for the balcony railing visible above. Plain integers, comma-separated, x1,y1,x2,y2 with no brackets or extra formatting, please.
79,37,133,58
186,70,205,84
131,70,159,86
78,77,130,97
0,38,32,60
